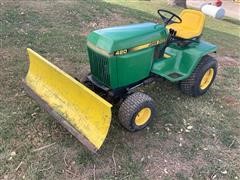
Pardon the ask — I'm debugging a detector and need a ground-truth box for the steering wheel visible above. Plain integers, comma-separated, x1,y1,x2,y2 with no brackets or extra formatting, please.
157,9,182,26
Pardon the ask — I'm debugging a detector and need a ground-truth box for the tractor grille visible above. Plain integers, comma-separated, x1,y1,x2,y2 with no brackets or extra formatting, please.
87,47,110,85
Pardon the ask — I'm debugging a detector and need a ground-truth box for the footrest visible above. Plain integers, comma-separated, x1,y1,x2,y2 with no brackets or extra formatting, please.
167,72,183,79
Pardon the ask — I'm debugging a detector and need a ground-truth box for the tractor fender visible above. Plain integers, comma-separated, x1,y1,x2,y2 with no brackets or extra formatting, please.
184,40,217,79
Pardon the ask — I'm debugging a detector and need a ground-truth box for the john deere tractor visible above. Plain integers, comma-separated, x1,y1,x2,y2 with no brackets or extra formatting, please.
24,9,218,152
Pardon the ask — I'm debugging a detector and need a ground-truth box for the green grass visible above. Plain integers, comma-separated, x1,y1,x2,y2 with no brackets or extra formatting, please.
0,0,240,179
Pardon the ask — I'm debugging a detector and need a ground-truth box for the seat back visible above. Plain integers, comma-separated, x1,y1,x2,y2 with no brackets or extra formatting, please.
179,9,205,37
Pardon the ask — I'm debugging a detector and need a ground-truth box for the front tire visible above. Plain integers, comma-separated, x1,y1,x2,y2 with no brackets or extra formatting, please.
118,92,156,132
180,55,218,97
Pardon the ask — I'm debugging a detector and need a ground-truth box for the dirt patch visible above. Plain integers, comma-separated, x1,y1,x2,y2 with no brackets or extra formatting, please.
0,49,12,61
0,48,23,60
125,132,207,179
215,55,240,68
142,152,207,179
222,95,240,106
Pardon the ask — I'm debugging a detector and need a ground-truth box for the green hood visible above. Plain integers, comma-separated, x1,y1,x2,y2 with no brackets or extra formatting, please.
87,22,167,53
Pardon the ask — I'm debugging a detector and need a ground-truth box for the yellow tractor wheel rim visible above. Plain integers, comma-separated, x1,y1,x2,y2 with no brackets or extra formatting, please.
135,108,151,126
200,68,214,90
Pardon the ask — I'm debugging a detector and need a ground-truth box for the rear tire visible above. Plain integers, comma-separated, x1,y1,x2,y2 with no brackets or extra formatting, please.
180,55,218,97
118,92,156,132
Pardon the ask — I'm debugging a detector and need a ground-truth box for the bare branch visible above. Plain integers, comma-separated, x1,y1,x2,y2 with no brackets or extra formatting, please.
32,142,56,152
112,145,117,176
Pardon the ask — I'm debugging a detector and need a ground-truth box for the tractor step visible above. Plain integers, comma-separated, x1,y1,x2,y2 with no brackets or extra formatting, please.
152,69,187,81
151,56,187,81
167,72,184,79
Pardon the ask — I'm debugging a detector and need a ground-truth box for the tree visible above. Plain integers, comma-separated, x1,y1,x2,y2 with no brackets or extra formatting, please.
168,0,186,8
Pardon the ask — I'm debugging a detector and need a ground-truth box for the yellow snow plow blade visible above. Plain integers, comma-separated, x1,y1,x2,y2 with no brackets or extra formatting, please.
23,48,112,152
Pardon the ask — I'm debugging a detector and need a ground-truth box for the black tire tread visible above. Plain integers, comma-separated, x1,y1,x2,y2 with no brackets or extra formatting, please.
118,92,156,132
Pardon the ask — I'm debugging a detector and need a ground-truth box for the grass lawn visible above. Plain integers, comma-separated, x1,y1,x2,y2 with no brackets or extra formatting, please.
0,0,239,179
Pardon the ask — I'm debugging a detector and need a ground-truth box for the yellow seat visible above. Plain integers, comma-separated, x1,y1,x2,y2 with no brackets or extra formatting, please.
167,9,205,39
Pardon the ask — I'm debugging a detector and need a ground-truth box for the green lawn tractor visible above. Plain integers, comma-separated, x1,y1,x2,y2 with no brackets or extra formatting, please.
24,9,218,152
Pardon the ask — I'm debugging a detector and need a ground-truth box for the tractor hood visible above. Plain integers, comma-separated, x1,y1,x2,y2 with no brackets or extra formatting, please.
87,22,167,53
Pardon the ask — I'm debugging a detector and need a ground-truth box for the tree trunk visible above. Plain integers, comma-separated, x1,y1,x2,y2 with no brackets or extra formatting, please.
168,0,186,8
